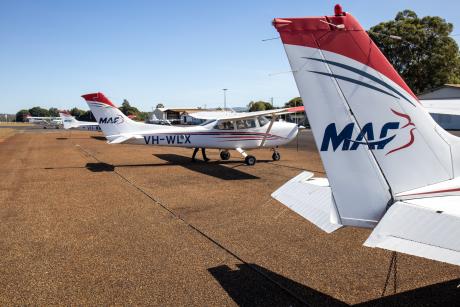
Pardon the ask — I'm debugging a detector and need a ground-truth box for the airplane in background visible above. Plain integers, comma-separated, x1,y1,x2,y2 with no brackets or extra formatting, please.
420,99,460,117
82,92,302,165
59,111,101,131
271,5,460,265
26,115,62,129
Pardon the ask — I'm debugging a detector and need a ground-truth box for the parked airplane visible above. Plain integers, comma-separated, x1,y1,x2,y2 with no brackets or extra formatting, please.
26,115,62,129
272,5,460,265
59,111,101,131
82,92,302,165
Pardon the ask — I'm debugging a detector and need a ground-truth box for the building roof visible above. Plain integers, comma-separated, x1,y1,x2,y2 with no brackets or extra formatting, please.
155,107,233,114
418,84,460,97
155,107,202,113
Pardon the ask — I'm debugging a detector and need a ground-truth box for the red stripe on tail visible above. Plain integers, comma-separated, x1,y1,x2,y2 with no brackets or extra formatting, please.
273,10,418,101
81,92,117,107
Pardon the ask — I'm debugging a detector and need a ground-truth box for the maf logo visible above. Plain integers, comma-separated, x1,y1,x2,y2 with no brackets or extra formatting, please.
99,116,124,125
320,109,415,155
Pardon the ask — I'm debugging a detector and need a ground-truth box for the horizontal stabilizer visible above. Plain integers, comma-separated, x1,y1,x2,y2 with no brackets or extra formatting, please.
364,200,460,266
271,172,342,233
420,99,460,116
107,135,140,144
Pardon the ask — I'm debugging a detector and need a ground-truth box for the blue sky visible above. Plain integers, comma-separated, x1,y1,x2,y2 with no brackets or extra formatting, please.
1,0,460,113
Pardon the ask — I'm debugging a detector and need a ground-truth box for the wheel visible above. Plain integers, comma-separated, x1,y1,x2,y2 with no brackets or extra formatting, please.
220,150,231,160
43,127,47,129
272,152,281,161
245,155,256,166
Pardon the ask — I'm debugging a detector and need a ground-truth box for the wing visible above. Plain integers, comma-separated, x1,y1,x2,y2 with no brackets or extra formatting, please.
421,99,460,116
191,106,304,120
365,197,460,266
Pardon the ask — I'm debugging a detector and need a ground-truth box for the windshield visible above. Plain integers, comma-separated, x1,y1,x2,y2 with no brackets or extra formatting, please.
258,116,269,127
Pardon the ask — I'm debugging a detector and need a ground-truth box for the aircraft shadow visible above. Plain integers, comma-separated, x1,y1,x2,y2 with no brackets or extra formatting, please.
209,263,460,306
85,162,115,172
85,157,259,180
356,278,460,307
56,136,102,140
154,154,259,180
208,263,347,306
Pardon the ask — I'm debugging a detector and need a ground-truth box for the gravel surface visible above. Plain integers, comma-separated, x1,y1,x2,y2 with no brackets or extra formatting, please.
0,130,459,306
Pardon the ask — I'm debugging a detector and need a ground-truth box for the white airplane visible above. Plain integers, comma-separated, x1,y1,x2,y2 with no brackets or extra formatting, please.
420,99,460,116
271,5,460,265
59,110,101,131
81,92,302,165
26,115,62,128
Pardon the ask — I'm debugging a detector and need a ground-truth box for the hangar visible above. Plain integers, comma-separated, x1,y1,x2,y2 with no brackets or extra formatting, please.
419,84,460,130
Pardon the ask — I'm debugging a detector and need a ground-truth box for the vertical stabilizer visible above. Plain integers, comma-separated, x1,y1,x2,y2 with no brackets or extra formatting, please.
273,5,458,227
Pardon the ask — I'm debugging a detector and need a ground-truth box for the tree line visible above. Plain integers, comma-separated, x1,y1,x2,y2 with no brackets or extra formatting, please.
247,97,302,112
15,99,149,122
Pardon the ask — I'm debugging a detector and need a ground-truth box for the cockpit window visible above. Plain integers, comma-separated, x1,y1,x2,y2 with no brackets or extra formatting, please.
258,116,269,127
236,119,257,130
215,120,235,130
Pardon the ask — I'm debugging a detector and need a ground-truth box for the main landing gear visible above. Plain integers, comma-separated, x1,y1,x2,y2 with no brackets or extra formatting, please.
272,148,281,161
220,147,281,166
220,150,231,160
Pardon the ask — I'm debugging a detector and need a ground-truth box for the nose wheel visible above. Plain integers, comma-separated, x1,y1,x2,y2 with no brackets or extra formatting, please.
236,147,257,166
245,155,256,166
272,152,281,161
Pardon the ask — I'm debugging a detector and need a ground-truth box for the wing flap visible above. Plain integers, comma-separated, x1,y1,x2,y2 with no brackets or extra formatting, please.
364,200,460,266
271,171,342,233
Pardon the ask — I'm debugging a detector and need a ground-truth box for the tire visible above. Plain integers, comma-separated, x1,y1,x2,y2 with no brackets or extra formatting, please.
272,152,281,161
220,150,231,160
245,155,256,166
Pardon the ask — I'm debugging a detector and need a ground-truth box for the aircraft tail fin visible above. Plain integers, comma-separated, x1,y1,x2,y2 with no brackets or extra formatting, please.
82,92,173,139
272,5,460,228
59,110,79,129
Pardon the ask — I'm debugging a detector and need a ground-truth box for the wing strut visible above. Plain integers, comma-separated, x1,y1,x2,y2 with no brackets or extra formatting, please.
260,115,277,148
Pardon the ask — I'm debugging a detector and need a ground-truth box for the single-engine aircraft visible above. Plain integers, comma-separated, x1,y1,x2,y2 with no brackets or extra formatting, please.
82,92,302,165
26,115,63,128
271,4,460,266
59,111,101,131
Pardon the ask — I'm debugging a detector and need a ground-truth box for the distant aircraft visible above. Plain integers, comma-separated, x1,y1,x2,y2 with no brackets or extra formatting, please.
26,115,62,129
419,99,460,116
272,5,460,265
59,111,101,131
82,92,302,165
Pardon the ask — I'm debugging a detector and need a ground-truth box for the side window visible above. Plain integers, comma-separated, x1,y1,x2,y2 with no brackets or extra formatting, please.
215,120,235,130
258,116,269,127
235,119,257,130
236,120,246,130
